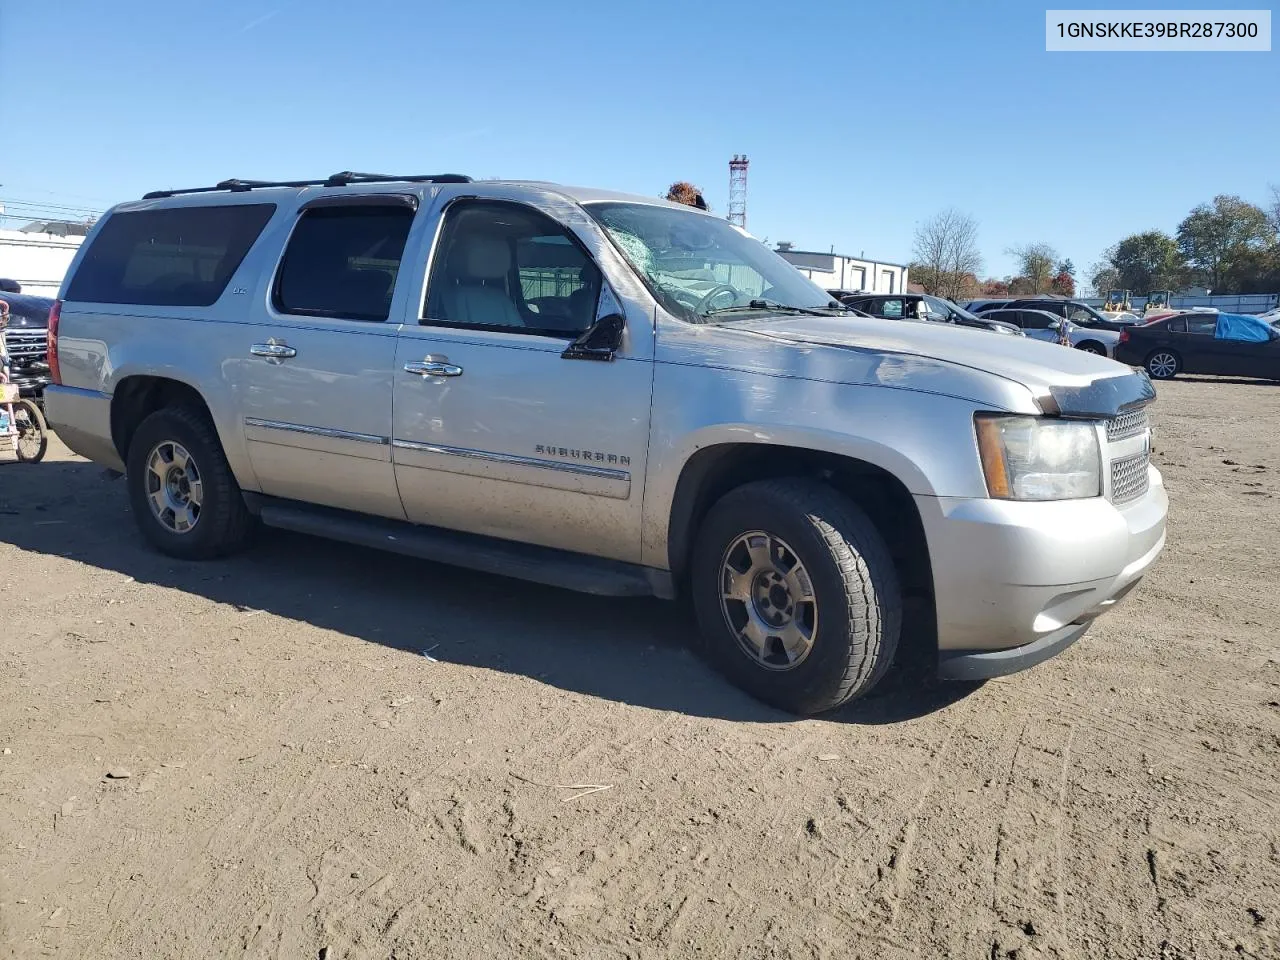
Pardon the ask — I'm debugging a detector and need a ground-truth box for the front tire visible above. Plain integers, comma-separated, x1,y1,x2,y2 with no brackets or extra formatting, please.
690,479,902,716
1076,342,1105,356
1146,349,1180,380
126,406,254,560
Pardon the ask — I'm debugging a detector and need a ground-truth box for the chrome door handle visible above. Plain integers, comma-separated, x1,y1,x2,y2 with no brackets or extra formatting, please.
404,359,463,378
250,340,297,361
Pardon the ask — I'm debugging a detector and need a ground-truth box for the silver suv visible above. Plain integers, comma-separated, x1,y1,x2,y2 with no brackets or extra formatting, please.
44,172,1167,715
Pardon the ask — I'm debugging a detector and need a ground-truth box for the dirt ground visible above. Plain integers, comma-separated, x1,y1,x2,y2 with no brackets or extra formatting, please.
1,377,1278,960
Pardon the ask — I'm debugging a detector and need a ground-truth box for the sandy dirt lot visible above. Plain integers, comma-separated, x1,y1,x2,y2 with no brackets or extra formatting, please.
1,378,1278,959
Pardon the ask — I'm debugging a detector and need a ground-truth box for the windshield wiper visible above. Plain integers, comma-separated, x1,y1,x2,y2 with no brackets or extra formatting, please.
703,299,844,318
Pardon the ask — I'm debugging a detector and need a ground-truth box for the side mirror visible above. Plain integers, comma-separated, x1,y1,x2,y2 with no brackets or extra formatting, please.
562,312,624,362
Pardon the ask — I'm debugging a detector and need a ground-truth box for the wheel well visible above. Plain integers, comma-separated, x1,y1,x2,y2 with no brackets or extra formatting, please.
668,444,935,648
110,376,212,460
1076,340,1106,353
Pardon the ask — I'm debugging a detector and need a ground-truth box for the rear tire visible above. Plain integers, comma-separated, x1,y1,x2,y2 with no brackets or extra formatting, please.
1146,349,1180,380
14,400,48,463
690,478,902,716
126,406,254,560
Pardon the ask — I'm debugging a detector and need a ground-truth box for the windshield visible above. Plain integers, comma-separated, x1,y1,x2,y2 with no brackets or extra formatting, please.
586,202,837,322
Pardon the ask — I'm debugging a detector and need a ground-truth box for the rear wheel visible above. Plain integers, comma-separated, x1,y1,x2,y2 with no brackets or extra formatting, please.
1146,349,1180,380
14,400,48,462
690,478,902,716
126,406,254,559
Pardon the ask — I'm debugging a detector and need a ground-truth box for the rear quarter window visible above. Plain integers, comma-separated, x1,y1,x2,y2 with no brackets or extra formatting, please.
65,203,276,306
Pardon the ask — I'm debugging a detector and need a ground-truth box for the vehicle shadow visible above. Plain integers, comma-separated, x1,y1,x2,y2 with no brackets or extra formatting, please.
0,459,981,725
1173,375,1280,387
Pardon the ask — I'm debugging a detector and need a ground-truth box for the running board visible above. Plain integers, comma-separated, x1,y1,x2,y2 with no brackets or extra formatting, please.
253,498,674,599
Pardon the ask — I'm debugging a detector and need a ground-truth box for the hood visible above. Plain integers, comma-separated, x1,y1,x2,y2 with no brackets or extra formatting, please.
698,314,1150,416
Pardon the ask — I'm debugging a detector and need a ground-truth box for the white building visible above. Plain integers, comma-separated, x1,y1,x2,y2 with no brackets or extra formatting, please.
774,244,909,296
0,222,88,297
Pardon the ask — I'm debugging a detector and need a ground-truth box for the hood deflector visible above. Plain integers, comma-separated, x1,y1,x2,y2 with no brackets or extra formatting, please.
1038,372,1156,419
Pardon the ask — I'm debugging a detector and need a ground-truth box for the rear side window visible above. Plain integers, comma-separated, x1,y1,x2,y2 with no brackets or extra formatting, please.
1021,311,1055,330
65,204,275,306
275,205,415,322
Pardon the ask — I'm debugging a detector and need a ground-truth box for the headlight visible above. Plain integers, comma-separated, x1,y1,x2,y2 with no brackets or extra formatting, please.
975,414,1101,500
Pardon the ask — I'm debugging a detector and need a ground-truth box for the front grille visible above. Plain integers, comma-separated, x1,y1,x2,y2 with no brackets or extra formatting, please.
1111,452,1150,504
1107,408,1148,442
3,328,48,362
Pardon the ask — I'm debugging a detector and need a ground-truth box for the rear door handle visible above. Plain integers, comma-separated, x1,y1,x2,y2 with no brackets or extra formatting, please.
250,340,297,361
404,358,463,378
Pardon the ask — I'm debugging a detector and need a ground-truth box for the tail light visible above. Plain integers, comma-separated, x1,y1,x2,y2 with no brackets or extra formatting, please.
47,300,62,384
1118,327,1130,344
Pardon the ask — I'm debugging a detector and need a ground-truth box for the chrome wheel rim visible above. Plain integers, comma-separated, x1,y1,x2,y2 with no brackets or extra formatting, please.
719,531,817,671
1149,352,1177,378
145,441,203,534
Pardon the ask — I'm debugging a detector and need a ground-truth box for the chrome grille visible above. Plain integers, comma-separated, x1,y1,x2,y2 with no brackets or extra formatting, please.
1107,408,1148,442
2,328,47,361
1111,452,1150,504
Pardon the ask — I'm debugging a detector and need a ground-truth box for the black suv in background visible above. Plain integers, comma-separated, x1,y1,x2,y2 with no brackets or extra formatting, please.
0,292,55,402
832,291,1022,336
974,298,1135,332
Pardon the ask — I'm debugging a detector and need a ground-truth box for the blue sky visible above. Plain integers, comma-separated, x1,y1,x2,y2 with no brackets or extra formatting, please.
1,0,1276,285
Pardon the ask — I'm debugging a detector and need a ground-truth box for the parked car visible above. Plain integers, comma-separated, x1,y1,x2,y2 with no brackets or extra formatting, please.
0,292,54,402
1114,311,1280,380
44,171,1165,715
834,292,1022,336
978,298,1137,333
977,308,1120,356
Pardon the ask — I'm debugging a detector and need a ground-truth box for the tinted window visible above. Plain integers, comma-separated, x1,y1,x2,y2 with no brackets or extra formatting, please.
1167,317,1187,333
66,204,275,306
880,298,904,318
425,200,601,336
274,205,413,322
984,310,1019,324
1020,311,1055,330
1186,316,1216,335
1016,300,1065,318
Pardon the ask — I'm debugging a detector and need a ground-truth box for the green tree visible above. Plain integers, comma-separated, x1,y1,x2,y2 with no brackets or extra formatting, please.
1007,243,1058,294
1107,231,1185,293
1056,259,1075,278
1176,195,1274,292
1088,262,1121,297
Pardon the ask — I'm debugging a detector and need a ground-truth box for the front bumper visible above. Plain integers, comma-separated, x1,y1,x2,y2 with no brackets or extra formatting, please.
916,466,1167,675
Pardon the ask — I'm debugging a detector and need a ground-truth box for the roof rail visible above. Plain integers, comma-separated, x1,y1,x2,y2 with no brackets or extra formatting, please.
142,172,472,200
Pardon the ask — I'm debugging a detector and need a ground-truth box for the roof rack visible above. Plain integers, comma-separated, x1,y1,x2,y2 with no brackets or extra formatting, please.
142,171,472,200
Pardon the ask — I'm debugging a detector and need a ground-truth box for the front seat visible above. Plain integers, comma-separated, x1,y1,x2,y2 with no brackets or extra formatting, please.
439,236,523,328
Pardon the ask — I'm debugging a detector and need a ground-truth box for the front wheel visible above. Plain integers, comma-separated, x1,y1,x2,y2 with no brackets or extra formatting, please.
690,479,902,716
14,399,48,462
1146,349,1180,380
1076,342,1106,356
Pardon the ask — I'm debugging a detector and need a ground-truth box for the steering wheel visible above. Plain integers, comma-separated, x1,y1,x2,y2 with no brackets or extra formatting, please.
693,284,741,315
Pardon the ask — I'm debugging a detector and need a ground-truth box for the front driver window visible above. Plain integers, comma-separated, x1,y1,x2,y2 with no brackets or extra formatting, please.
424,200,602,337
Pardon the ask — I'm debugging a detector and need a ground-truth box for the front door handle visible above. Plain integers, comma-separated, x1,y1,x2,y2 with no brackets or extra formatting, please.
404,357,463,378
250,340,297,362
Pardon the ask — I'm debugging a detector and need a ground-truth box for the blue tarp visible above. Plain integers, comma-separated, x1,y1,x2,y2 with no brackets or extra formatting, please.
1214,312,1274,343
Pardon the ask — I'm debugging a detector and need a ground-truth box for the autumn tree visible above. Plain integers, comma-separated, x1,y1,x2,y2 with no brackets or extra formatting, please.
1176,195,1274,292
910,209,984,301
1007,243,1058,294
665,182,708,210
